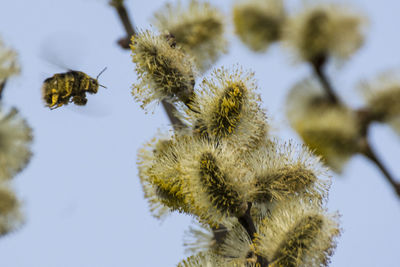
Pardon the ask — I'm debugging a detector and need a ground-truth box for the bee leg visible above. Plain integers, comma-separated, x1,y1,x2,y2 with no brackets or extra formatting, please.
72,94,87,106
50,89,59,107
65,80,74,97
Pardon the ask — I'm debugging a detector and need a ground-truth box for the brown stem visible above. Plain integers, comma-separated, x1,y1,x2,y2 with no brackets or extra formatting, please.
212,224,229,245
238,202,269,267
110,1,186,130
360,138,400,198
356,107,387,136
161,100,186,130
311,56,340,105
0,79,7,101
110,1,136,49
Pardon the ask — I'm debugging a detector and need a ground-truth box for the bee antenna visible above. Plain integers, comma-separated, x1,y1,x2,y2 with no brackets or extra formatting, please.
96,67,107,80
99,84,107,89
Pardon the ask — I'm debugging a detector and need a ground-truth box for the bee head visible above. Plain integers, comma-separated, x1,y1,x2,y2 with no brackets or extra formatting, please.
95,67,107,91
88,78,99,94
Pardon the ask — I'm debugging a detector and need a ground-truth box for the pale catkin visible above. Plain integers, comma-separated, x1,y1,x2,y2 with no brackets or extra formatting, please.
283,3,366,64
286,78,361,172
0,107,33,181
0,184,23,236
0,38,20,83
153,0,227,72
233,0,285,52
360,70,400,135
255,199,340,267
246,140,329,204
131,31,196,109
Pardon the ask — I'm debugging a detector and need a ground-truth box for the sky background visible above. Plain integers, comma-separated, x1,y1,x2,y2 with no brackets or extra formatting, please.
0,0,400,266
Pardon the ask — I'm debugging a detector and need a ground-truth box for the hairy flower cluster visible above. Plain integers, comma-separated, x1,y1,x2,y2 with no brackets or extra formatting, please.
286,79,361,173
283,3,366,64
360,70,400,135
153,0,227,72
131,20,339,265
0,185,23,237
0,39,20,84
134,52,340,265
0,107,29,235
0,107,33,181
0,39,32,237
233,0,285,52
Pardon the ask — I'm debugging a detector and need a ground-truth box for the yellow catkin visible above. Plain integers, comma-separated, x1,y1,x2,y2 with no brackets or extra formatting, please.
187,66,268,152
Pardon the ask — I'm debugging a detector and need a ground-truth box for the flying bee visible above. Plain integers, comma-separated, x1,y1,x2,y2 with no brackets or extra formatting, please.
42,68,107,109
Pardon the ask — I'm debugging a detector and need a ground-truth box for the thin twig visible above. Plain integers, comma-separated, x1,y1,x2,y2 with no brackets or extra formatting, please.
311,58,340,105
110,1,186,130
238,203,269,267
360,138,400,197
0,79,7,101
110,1,136,49
312,58,400,199
212,224,229,245
161,100,186,131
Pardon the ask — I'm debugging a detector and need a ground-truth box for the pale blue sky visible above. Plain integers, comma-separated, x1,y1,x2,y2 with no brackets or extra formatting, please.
0,0,399,266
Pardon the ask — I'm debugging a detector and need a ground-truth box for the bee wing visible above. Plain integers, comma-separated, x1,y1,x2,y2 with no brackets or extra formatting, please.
39,31,88,71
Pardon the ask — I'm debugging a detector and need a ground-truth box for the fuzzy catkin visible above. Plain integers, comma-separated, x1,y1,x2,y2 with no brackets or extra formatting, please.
0,107,33,181
0,185,23,236
233,0,285,52
283,3,366,64
131,31,196,109
186,66,268,152
360,70,400,135
286,78,361,172
0,38,20,83
153,0,227,72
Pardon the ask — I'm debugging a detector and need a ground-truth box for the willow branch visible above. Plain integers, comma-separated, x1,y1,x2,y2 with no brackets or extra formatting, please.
312,57,400,198
311,57,340,105
110,1,136,49
161,100,186,131
212,224,229,245
0,79,7,101
360,138,400,197
110,1,186,130
238,202,269,267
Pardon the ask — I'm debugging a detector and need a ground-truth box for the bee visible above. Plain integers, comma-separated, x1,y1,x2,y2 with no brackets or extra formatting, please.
42,68,107,109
